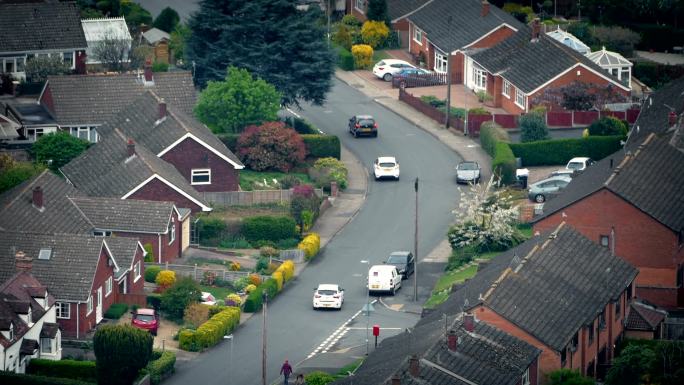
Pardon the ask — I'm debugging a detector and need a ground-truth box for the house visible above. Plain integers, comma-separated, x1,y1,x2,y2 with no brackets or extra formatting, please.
0,268,61,373
0,1,87,80
38,69,197,142
407,0,523,83
0,170,189,263
347,0,432,48
81,17,133,68
331,312,541,385
1,101,58,143
624,301,667,340
142,28,171,64
0,112,21,142
0,230,144,339
546,27,591,55
468,21,631,114
429,223,637,381
532,87,684,309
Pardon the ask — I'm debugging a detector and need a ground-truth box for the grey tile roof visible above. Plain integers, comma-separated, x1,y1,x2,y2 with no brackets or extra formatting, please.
0,231,112,302
142,28,170,45
627,76,684,149
103,237,141,280
44,72,197,125
0,170,92,234
408,0,522,52
387,0,431,22
470,27,625,94
482,224,637,351
0,1,87,53
98,91,243,167
625,301,667,331
70,197,174,234
61,128,210,210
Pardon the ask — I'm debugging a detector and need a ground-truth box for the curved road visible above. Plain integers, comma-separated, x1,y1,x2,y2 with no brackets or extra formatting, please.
167,79,463,385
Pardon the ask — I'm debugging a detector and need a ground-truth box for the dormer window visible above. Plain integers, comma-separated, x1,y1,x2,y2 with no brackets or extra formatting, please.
93,230,112,237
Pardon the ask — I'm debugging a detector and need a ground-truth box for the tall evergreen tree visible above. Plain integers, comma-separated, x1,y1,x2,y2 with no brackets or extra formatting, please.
153,7,180,33
186,0,335,107
366,0,389,24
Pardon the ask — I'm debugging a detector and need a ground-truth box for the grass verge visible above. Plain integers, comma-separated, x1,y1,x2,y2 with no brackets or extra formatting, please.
424,265,478,309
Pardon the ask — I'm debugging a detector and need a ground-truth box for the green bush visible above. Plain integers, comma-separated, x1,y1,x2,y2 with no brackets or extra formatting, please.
337,46,355,71
301,134,341,159
160,277,202,321
277,238,301,249
147,350,176,384
589,116,628,136
262,278,279,299
492,142,516,185
178,307,240,351
93,325,153,385
419,95,446,108
243,285,264,312
519,112,549,143
468,107,491,115
147,293,162,309
152,61,169,72
217,133,240,152
305,371,336,385
0,162,45,194
143,243,155,263
0,372,94,385
509,136,624,166
145,265,162,283
197,216,229,243
103,303,128,319
283,116,318,134
242,216,297,242
310,157,348,191
27,359,97,382
479,122,510,157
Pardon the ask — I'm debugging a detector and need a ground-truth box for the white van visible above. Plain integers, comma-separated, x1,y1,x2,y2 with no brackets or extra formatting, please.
368,265,402,295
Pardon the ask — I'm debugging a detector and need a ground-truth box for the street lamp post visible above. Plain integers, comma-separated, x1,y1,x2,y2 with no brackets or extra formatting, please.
413,178,419,302
223,334,234,385
445,16,453,129
360,260,371,355
261,292,268,385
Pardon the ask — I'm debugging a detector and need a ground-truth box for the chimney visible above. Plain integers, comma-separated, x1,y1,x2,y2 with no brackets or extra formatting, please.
447,330,458,351
669,111,677,126
15,251,32,272
144,60,153,84
409,354,419,377
159,99,167,119
391,375,401,385
464,313,475,332
481,0,490,17
531,18,541,42
32,186,43,210
127,139,136,157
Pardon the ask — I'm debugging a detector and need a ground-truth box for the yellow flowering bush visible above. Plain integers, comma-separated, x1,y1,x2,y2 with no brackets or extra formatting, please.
225,293,242,307
298,233,321,261
229,261,241,271
361,21,389,48
244,284,257,294
276,260,295,282
155,270,176,291
272,271,284,291
351,44,373,69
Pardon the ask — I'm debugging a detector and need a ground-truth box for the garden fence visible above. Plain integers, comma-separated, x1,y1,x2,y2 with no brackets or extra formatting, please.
145,262,271,284
202,188,324,207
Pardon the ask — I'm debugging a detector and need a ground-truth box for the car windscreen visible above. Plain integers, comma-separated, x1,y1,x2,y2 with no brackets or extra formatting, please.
387,255,406,264
567,162,583,170
459,163,478,170
358,119,375,127
379,162,396,168
317,290,337,296
377,61,386,66
135,314,155,322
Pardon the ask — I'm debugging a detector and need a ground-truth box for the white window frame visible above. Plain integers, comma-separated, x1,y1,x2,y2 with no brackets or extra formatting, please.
105,276,113,296
93,230,112,237
522,368,530,385
56,302,70,319
434,51,448,73
86,295,93,316
413,27,423,45
473,67,487,90
133,260,141,282
191,168,211,185
40,337,53,354
515,88,526,109
503,80,511,98
169,221,176,244
63,51,75,69
9,323,14,341
355,0,365,13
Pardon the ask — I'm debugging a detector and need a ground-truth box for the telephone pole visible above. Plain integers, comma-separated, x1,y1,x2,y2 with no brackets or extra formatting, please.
261,292,268,385
413,177,419,302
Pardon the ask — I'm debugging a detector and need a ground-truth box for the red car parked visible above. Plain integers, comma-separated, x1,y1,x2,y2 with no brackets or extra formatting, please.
131,308,159,336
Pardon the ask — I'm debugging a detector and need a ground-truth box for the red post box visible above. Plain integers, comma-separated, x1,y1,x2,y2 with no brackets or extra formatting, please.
373,324,380,337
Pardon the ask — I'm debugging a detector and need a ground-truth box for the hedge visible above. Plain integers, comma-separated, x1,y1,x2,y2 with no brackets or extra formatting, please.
301,134,341,159
242,216,297,242
0,372,95,385
283,116,318,134
479,121,510,157
298,233,321,261
243,278,280,313
145,265,162,283
509,136,624,166
27,359,97,383
492,142,516,185
178,306,241,351
147,293,162,309
337,46,355,71
276,260,295,282
146,350,176,385
103,303,128,319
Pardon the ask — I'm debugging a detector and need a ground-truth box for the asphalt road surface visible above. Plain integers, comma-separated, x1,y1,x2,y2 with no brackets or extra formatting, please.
166,79,463,385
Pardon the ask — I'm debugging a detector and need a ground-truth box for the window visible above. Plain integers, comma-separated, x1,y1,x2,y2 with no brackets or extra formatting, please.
134,261,141,281
515,88,525,108
620,67,630,81
473,67,487,90
600,235,609,247
615,298,621,318
9,323,14,341
191,169,211,185
16,57,25,72
503,80,511,97
169,221,176,244
599,309,606,330
521,368,530,385
63,52,74,69
413,27,423,45
627,283,633,300
56,302,70,319
86,295,93,315
355,0,364,12
93,230,111,237
434,51,448,73
40,337,52,354
4,59,14,73
587,321,594,344
560,348,567,366
105,276,112,296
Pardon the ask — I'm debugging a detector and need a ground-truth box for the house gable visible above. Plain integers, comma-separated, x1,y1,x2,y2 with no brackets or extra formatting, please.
158,133,244,169
124,175,210,213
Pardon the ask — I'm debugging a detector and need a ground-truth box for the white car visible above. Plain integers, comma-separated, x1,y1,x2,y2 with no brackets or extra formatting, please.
374,156,400,180
455,161,481,184
565,157,595,172
201,292,217,306
313,284,344,310
368,265,402,295
372,59,416,81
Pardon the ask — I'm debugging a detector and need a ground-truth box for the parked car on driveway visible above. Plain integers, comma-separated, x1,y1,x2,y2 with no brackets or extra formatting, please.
349,115,378,138
528,175,572,203
455,161,481,184
372,59,416,81
368,265,402,295
313,284,344,310
373,156,400,180
385,251,414,279
131,308,159,336
565,157,595,172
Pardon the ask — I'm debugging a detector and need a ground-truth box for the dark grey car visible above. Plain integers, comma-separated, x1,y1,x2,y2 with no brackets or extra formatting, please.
385,251,415,279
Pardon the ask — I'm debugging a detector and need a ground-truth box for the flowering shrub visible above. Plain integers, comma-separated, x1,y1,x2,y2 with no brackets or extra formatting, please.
229,261,241,271
351,44,373,69
155,270,176,291
178,307,240,351
292,184,315,198
275,260,295,282
310,157,348,190
201,271,216,286
244,284,257,294
225,294,242,307
272,271,284,291
361,21,389,48
248,273,262,286
236,121,306,172
298,233,321,260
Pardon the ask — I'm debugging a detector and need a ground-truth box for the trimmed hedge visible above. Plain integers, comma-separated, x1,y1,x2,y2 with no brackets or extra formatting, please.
337,46,355,71
243,278,279,313
147,293,162,309
492,142,516,185
301,134,341,159
147,350,176,385
103,303,128,319
0,372,94,385
298,233,321,261
145,265,162,283
479,121,510,157
27,359,96,383
509,136,624,166
178,307,240,351
242,216,297,242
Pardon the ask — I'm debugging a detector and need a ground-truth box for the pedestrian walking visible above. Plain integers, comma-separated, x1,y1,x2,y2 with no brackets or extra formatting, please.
294,374,305,385
280,360,293,385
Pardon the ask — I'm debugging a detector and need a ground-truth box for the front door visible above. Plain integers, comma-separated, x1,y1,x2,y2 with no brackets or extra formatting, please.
96,287,103,323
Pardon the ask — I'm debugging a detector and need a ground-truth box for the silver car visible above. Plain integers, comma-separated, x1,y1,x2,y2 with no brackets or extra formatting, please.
455,161,481,184
528,175,572,203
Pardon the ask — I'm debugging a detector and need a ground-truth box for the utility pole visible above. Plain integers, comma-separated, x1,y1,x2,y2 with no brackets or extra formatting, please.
261,292,268,385
445,16,453,128
413,177,419,302
577,0,581,22
327,0,332,48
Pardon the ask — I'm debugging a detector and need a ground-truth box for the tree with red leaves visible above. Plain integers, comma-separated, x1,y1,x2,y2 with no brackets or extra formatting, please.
237,122,306,172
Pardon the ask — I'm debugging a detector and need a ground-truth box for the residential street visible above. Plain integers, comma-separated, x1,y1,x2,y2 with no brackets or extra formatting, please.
166,79,463,385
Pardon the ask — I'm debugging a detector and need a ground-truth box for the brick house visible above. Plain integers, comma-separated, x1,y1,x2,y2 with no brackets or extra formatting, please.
468,22,631,114
430,223,637,382
407,0,522,83
0,231,143,339
624,301,667,340
0,269,61,373
331,312,541,385
0,1,87,81
346,0,431,48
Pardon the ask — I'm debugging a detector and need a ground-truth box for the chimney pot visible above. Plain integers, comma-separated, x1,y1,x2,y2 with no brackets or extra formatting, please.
144,60,153,83
669,111,677,126
127,139,135,157
531,18,541,41
15,251,33,272
391,375,401,385
481,0,490,17
447,330,458,351
464,313,475,332
159,100,167,119
409,354,419,377
32,186,43,209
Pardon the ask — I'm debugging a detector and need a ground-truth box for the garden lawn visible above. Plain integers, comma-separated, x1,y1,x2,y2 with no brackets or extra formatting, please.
239,170,312,191
424,265,478,309
200,285,234,302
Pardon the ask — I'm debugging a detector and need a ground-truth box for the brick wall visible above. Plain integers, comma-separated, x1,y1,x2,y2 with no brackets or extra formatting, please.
128,177,203,213
528,64,631,105
160,137,239,192
39,85,55,115
113,220,180,263
469,25,517,49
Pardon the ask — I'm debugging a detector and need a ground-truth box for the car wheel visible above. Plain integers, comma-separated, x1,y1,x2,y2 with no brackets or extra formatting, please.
354,130,358,138
396,176,400,181
390,286,396,296
535,194,546,203
373,131,378,138
383,73,392,81
152,330,157,336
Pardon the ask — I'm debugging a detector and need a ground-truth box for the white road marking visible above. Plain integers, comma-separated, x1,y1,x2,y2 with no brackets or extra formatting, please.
285,107,301,118
306,300,377,359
